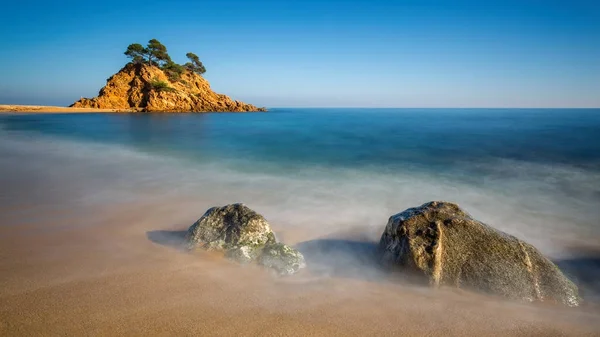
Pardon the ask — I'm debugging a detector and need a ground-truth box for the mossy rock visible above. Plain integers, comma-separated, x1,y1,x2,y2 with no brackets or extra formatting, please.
258,243,306,276
185,203,304,275
185,203,275,252
225,246,263,264
378,201,581,306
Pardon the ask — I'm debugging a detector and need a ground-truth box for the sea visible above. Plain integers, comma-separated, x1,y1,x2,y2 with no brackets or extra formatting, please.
1,108,599,301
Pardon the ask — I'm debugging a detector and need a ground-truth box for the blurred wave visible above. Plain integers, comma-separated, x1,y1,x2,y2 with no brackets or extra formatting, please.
1,109,599,299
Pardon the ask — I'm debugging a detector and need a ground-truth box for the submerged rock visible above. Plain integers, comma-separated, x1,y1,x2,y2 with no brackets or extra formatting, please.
185,203,304,275
378,201,581,306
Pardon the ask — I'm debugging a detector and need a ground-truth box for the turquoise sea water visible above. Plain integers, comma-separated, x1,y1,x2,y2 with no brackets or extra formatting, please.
2,108,600,172
1,108,600,297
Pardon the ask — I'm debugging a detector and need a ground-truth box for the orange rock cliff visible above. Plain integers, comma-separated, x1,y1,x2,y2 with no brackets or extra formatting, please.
71,63,266,112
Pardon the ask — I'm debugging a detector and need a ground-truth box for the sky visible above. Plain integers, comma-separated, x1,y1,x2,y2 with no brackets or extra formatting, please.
0,0,599,108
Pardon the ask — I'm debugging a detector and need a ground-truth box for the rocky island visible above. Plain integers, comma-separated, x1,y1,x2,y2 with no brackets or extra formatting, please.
71,39,266,112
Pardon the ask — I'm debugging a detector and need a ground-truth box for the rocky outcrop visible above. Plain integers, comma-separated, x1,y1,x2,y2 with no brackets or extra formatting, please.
378,201,581,306
71,63,266,112
186,203,305,275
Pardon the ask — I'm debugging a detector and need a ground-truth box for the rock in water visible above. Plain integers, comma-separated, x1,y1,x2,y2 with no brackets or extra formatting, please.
185,203,305,275
258,243,307,276
186,203,275,254
378,201,581,306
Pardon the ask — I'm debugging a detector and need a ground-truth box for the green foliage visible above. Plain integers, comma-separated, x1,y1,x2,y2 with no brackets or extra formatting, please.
149,78,175,92
124,39,171,67
161,60,185,82
123,40,207,78
146,39,171,66
184,52,207,75
124,43,146,64
186,52,201,64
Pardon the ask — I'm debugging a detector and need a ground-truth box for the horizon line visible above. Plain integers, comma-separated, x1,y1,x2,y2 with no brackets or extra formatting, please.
1,103,599,110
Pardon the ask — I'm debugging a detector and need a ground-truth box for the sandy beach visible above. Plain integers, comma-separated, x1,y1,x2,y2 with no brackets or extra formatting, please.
1,125,599,336
0,105,132,113
2,199,600,336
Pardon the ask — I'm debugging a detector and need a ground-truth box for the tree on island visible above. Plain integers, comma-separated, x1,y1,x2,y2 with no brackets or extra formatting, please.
146,39,171,66
124,43,146,64
184,52,207,75
125,39,172,66
124,39,207,81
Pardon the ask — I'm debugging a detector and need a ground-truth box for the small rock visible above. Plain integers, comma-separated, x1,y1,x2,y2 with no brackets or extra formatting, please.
185,203,305,275
186,203,276,252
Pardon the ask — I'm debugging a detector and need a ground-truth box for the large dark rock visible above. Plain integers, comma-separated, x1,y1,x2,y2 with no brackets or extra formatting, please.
185,203,305,275
378,201,581,306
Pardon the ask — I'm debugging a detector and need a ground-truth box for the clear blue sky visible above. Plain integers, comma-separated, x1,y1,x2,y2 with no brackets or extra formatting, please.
1,0,599,107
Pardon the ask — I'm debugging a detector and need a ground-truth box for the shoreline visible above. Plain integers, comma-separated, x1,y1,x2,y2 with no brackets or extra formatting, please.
0,104,134,113
1,109,600,335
